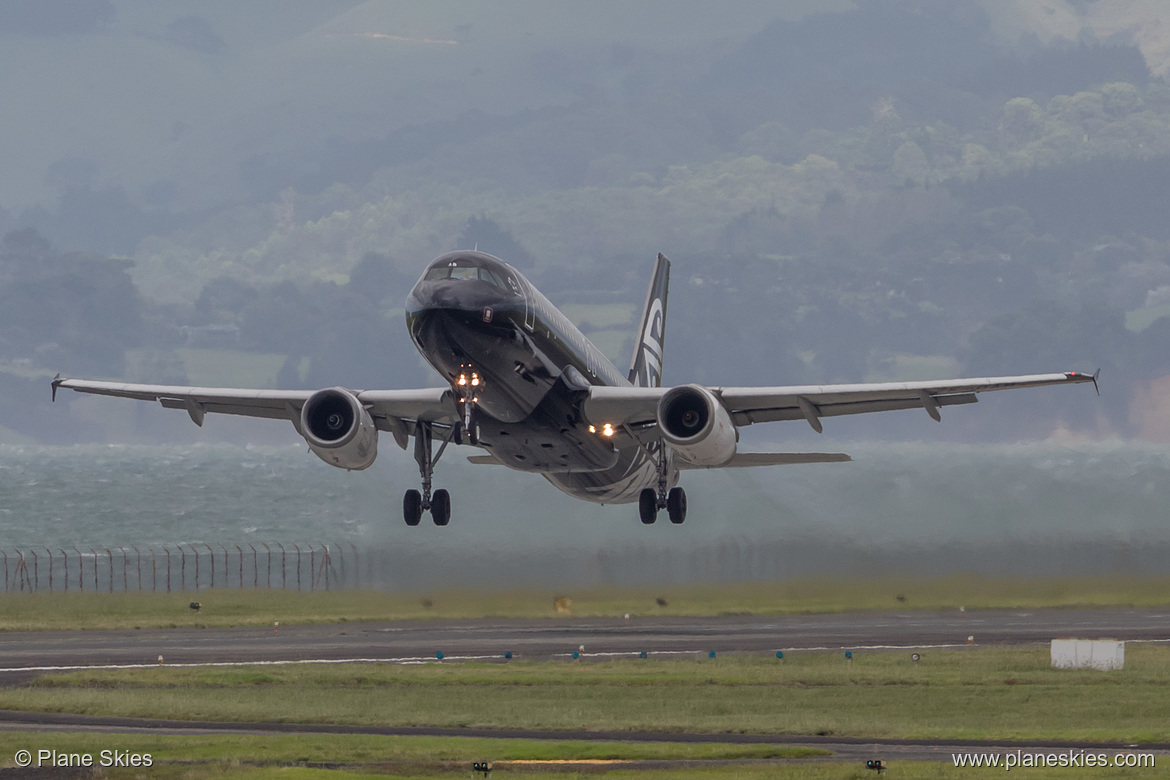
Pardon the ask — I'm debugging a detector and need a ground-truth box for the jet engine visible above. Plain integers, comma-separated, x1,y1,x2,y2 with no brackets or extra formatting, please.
655,384,736,466
300,388,378,470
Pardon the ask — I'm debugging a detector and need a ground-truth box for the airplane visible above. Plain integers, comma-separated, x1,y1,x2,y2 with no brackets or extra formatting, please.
51,251,1099,526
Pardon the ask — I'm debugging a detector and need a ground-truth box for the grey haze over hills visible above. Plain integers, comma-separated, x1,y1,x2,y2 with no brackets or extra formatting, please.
0,0,1166,446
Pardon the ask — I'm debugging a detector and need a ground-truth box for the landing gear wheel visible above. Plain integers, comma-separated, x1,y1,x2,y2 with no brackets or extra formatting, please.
667,487,687,524
638,488,658,524
403,489,423,526
431,488,451,526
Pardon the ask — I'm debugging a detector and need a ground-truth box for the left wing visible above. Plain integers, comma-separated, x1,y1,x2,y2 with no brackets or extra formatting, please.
51,377,458,446
584,371,1099,434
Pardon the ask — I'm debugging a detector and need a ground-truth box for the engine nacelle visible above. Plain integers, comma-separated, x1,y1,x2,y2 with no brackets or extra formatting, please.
300,388,378,471
656,384,737,467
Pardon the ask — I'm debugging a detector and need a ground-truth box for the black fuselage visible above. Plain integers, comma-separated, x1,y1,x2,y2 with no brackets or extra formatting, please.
405,251,668,503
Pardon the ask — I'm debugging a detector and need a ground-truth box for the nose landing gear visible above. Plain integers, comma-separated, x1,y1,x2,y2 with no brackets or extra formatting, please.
455,368,482,446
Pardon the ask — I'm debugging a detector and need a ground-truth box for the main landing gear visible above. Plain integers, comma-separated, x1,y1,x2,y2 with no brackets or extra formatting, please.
404,421,454,526
637,443,687,525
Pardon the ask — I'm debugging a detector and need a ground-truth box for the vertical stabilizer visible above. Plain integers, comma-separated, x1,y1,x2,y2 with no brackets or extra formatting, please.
628,253,670,387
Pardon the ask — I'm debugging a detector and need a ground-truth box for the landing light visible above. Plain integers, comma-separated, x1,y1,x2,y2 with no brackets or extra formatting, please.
588,425,596,433
602,423,614,437
457,374,467,386
471,373,480,387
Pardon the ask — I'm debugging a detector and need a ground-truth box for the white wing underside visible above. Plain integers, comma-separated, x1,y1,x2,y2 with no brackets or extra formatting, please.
583,372,1097,435
52,379,460,441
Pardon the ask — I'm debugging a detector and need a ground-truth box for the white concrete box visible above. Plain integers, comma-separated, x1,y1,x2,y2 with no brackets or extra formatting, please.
1050,639,1124,670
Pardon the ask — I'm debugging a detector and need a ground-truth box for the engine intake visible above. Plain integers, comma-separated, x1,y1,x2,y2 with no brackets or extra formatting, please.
300,388,378,470
656,384,736,467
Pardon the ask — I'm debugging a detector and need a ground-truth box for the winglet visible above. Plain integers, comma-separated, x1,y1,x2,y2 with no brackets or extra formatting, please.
1065,369,1100,396
50,373,62,402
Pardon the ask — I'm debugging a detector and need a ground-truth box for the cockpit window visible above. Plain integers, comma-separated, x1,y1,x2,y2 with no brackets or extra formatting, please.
482,269,509,289
423,262,514,290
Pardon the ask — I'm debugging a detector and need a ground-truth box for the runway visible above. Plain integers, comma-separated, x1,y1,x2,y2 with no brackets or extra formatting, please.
0,608,1167,767
0,607,1168,671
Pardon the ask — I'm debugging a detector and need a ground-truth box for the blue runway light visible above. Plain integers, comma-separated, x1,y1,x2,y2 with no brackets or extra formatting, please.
776,651,784,659
436,651,444,660
504,651,512,660
845,651,853,659
572,651,579,659
708,651,716,659
639,651,647,659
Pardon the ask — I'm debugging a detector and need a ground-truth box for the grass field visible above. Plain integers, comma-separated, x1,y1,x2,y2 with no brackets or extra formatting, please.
4,574,1170,631
3,579,1169,776
9,646,1170,743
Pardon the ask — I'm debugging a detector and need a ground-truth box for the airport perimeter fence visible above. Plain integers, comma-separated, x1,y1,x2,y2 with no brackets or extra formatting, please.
0,543,363,594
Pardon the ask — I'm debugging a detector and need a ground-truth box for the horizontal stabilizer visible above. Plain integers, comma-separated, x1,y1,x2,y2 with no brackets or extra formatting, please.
677,452,852,470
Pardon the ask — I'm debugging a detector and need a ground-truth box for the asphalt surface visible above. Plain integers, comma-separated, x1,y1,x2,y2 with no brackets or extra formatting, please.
0,608,1168,766
1,608,1168,670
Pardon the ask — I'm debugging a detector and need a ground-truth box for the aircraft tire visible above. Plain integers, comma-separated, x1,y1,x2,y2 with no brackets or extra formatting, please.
638,488,658,524
667,487,687,524
403,490,423,526
431,488,451,526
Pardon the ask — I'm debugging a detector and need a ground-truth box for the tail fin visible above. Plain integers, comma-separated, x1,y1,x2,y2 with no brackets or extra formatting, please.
628,253,670,387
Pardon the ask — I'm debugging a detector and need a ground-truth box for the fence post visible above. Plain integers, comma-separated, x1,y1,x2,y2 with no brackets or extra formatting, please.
31,549,38,592
73,547,83,591
308,544,315,592
132,547,141,592
350,542,359,588
278,544,286,589
107,548,114,593
249,544,257,589
205,543,214,589
337,543,344,588
183,545,189,592
60,549,67,592
2,550,8,593
294,543,302,591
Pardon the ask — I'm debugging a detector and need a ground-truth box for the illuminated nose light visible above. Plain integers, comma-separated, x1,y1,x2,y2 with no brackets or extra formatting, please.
457,374,467,386
602,423,614,437
588,425,596,433
471,373,480,387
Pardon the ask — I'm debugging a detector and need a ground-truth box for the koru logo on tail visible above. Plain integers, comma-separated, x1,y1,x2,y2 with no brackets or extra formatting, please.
638,298,664,387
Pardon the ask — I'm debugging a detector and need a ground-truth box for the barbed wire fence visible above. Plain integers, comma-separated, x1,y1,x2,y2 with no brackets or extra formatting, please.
0,543,364,593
